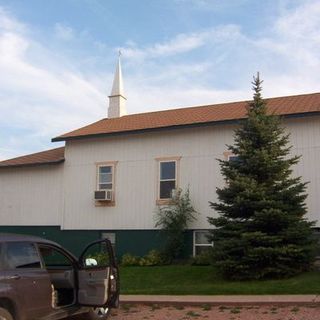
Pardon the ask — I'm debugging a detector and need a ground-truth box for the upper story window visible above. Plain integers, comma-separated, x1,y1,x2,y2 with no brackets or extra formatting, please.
98,165,114,191
156,157,180,203
228,155,240,162
160,161,176,199
95,162,117,206
223,151,240,163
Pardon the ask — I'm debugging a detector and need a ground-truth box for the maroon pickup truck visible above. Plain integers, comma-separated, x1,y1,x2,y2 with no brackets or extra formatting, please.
0,234,119,320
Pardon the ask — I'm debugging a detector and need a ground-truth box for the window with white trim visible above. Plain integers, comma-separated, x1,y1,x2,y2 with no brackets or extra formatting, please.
228,155,240,162
97,164,114,191
159,160,177,199
101,232,116,253
193,231,213,256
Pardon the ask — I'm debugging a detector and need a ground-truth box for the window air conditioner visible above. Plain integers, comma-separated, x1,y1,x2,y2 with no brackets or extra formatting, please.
171,189,177,199
94,190,113,201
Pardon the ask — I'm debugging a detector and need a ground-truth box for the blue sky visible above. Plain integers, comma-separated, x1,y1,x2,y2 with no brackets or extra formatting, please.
1,0,320,159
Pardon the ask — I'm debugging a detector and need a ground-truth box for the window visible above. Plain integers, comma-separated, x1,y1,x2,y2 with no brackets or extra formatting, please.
228,155,240,162
95,162,117,205
39,245,73,268
159,161,176,199
158,159,180,200
223,152,240,163
193,231,213,256
101,232,116,253
97,165,114,191
6,242,41,269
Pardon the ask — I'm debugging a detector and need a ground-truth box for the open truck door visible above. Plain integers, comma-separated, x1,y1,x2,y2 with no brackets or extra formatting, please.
77,239,119,310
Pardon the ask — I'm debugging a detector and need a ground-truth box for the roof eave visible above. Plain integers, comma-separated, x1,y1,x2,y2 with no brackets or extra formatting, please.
51,111,320,143
51,118,244,142
0,159,65,169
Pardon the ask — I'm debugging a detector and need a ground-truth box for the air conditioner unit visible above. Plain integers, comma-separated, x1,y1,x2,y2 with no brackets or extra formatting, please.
94,190,113,201
171,189,177,199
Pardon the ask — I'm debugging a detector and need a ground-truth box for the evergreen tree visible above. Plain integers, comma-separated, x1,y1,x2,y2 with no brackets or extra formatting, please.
208,74,316,280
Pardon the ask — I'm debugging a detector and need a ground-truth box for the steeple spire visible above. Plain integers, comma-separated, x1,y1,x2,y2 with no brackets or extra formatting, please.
108,53,127,118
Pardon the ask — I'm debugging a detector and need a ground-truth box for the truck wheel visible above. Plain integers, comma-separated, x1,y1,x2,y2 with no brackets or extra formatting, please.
86,307,111,320
0,308,13,320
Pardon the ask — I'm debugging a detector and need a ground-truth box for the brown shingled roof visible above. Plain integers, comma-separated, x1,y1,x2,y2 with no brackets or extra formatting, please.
52,92,320,142
0,147,65,168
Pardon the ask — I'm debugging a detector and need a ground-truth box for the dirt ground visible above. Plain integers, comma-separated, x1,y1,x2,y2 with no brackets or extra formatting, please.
109,304,320,320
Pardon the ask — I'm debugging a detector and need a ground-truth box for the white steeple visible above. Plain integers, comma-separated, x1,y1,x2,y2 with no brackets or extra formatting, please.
108,53,127,118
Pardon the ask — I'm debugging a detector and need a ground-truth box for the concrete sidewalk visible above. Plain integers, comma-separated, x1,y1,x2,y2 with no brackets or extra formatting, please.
120,294,320,306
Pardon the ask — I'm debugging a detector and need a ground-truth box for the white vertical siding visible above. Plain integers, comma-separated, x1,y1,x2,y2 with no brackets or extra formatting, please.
286,117,320,225
0,165,63,225
62,125,235,230
62,116,320,230
1,115,319,229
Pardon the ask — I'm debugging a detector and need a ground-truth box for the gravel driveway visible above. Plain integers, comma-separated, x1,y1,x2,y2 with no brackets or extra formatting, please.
108,303,320,319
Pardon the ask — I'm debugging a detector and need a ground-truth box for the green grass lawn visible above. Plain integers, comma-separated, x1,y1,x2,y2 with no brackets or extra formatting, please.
120,265,320,295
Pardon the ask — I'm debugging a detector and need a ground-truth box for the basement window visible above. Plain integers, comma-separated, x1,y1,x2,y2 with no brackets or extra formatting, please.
193,231,213,256
228,155,240,162
101,232,116,253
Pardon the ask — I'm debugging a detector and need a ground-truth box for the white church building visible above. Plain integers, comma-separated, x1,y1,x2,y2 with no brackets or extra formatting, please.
1,58,320,258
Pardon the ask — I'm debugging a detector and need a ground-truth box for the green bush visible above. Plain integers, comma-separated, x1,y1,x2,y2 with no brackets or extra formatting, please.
190,250,212,266
139,250,165,266
87,252,110,265
121,253,141,266
155,188,197,262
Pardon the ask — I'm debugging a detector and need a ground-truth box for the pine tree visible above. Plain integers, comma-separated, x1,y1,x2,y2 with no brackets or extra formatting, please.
208,74,316,280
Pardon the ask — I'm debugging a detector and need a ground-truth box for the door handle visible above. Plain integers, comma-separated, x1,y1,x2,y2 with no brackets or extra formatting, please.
6,275,21,280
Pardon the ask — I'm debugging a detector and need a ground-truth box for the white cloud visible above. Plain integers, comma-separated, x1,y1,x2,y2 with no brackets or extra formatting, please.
121,25,241,60
0,7,25,32
54,23,74,41
248,0,320,96
1,1,320,160
126,83,248,116
173,0,248,11
0,8,108,159
255,1,320,67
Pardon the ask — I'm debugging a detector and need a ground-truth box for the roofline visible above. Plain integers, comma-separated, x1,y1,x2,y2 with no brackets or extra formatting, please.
51,111,320,143
108,91,320,118
0,159,65,169
52,118,242,142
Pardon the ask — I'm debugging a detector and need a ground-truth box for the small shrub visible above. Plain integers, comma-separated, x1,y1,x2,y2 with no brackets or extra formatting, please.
190,250,212,266
150,304,161,311
155,188,197,262
230,307,241,314
121,253,140,266
139,250,165,266
121,304,133,312
87,252,109,265
219,306,229,312
174,305,185,310
202,304,211,311
186,310,200,317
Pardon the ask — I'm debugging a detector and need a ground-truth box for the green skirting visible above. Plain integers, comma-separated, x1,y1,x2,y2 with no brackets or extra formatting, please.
0,226,193,259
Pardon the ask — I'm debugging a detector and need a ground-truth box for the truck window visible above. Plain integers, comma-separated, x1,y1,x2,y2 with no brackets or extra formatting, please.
6,242,41,269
